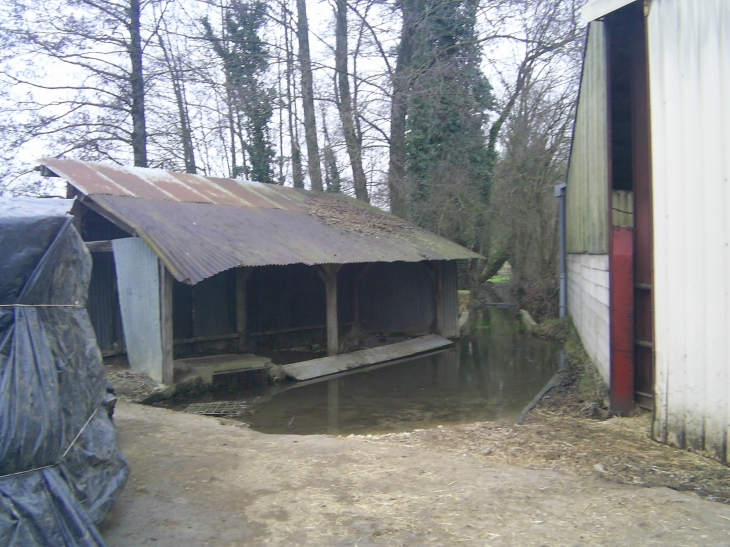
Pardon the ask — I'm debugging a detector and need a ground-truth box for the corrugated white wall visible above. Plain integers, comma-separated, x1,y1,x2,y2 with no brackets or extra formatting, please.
567,254,611,385
648,0,730,459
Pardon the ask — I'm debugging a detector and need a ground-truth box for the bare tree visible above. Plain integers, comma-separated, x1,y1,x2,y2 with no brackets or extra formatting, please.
0,0,157,173
387,0,416,218
295,0,323,191
157,26,197,173
281,0,305,188
334,0,369,202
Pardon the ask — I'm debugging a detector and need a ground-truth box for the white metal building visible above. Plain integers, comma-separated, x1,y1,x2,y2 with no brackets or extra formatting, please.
566,0,730,460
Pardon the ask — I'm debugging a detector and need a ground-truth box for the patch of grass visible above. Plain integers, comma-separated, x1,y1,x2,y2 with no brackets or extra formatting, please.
564,322,607,408
489,275,510,284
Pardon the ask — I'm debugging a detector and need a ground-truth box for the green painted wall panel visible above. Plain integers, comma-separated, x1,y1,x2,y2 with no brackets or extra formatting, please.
566,22,609,254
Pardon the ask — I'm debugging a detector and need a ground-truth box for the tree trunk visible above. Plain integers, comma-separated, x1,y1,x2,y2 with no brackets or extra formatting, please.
158,32,196,174
284,13,304,188
387,0,415,217
127,0,147,167
335,0,369,202
177,78,196,174
296,0,323,191
321,107,341,193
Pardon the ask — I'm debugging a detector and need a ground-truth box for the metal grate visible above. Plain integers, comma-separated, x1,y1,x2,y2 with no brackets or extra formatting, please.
184,401,249,418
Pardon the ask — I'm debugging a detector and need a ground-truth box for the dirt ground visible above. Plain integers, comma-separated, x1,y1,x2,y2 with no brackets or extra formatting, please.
100,398,730,547
100,318,730,545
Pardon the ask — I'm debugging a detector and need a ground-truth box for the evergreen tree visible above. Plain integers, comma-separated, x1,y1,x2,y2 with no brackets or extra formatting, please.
203,1,275,183
405,0,494,234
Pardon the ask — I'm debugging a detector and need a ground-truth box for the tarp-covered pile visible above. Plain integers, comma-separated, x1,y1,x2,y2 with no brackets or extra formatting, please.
0,198,129,546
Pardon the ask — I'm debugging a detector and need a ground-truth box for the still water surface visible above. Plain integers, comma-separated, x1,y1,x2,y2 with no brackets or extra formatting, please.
181,309,559,435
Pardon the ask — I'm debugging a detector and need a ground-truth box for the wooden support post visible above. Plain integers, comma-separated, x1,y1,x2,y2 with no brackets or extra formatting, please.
159,262,174,385
317,265,342,356
236,267,252,352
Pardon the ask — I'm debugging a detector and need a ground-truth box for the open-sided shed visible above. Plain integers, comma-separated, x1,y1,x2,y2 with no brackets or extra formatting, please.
38,158,480,384
566,0,730,459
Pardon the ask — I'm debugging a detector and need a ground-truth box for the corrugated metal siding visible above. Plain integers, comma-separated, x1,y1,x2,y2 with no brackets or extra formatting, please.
648,0,730,460
612,190,634,227
247,265,326,334
112,237,164,381
245,264,357,351
360,262,435,335
192,270,236,337
566,22,610,254
172,281,193,340
87,253,125,352
441,261,459,338
337,264,356,325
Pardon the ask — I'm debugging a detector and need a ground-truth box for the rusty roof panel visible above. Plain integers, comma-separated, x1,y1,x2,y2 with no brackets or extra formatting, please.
40,158,300,209
38,159,481,284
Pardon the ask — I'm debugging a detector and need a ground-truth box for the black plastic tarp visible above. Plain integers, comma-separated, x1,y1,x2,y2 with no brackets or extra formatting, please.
0,198,129,546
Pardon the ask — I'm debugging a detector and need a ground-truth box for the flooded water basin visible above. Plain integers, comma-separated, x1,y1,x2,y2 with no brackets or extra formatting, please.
174,309,559,435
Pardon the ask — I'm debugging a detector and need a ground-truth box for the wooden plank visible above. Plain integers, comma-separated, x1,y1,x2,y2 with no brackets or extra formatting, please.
173,333,240,345
86,240,113,252
250,348,455,405
248,322,353,337
282,334,453,381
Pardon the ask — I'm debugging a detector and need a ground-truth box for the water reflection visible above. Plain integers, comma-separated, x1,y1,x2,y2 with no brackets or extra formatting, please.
241,308,558,435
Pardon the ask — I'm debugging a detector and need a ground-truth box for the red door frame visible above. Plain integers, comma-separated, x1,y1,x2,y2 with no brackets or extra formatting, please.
610,227,635,414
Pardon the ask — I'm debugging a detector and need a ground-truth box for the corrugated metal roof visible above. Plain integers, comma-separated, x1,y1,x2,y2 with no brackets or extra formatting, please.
42,158,305,209
39,159,481,284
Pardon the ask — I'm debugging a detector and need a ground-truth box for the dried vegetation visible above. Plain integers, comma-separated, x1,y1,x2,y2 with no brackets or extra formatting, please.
105,360,161,403
304,193,413,237
369,318,730,504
